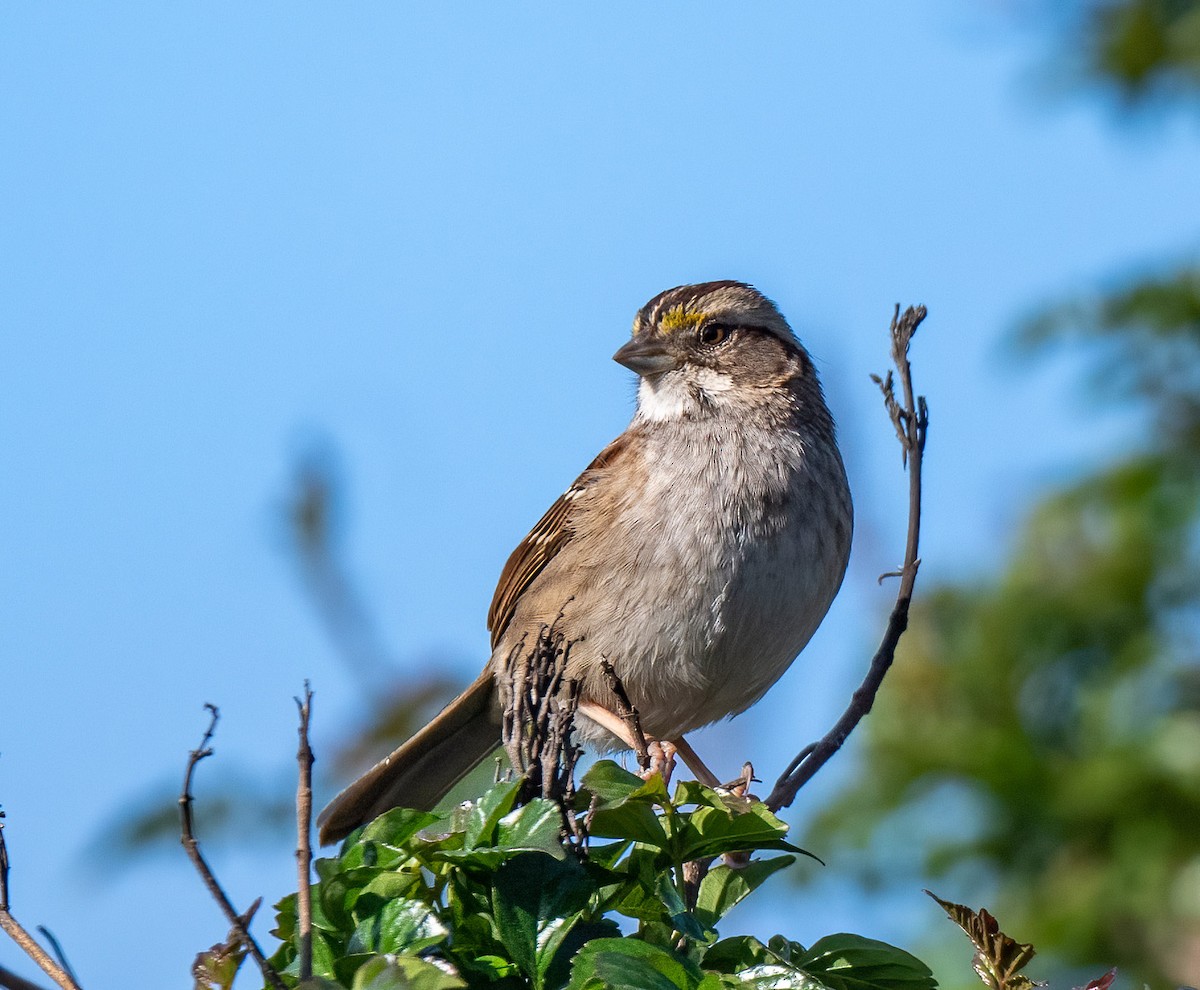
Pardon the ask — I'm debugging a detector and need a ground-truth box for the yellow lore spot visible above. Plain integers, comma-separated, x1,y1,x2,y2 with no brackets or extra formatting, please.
659,305,707,334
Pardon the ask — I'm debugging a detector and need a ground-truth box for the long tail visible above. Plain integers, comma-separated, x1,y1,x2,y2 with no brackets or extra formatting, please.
317,670,498,845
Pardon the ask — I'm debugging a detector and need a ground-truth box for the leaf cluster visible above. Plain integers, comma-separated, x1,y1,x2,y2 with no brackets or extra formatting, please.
265,762,936,990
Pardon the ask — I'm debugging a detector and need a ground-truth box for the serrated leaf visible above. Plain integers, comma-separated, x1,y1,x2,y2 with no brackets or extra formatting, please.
568,937,703,990
694,856,796,929
927,891,1034,990
351,955,466,990
796,933,937,990
492,852,596,989
271,892,298,942
348,898,448,955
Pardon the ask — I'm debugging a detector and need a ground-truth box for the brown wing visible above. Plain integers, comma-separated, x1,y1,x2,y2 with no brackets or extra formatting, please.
486,433,630,650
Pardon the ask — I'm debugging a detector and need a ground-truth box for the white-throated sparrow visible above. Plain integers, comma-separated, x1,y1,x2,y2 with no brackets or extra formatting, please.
318,281,852,843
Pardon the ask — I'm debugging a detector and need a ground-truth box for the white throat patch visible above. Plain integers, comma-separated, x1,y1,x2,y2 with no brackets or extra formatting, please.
635,368,734,423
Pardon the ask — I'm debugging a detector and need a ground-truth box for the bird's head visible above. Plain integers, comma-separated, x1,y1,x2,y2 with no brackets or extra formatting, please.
614,281,814,422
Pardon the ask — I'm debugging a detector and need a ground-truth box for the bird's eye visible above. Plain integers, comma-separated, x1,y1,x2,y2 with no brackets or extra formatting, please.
697,322,731,346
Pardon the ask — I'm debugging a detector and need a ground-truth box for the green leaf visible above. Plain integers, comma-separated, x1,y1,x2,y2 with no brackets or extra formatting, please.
271,892,298,942
582,761,672,849
581,761,662,803
360,807,442,844
655,872,710,942
568,937,704,990
696,973,745,990
350,955,466,990
670,803,803,863
348,898,449,955
321,866,385,931
767,936,808,965
496,798,569,857
588,800,672,849
701,935,773,973
338,808,442,870
352,868,426,920
693,856,796,929
463,779,522,848
310,930,340,980
466,955,520,980
795,934,937,990
672,780,744,810
491,852,596,989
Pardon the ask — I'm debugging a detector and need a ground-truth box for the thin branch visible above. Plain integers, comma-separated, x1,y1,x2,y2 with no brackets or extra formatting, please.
294,684,315,983
767,304,929,812
179,705,287,990
0,818,82,990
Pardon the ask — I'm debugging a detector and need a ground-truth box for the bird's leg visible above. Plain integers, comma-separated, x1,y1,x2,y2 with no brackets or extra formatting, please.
578,701,674,785
577,702,721,790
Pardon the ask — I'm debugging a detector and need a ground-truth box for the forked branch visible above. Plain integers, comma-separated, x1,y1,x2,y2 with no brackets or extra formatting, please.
179,705,287,990
766,304,928,812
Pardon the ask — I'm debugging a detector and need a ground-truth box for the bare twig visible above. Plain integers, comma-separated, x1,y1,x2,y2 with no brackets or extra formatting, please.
294,684,315,983
767,304,929,812
0,818,82,990
179,705,287,990
499,624,588,850
599,659,651,772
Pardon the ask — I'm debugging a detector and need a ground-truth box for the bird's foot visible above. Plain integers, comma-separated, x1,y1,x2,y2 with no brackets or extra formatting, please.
642,740,678,788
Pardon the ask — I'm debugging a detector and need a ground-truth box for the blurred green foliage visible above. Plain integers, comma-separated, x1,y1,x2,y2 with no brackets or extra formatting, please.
1073,0,1200,101
803,4,1200,985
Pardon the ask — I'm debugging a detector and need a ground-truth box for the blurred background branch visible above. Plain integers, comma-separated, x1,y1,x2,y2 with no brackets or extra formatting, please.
94,446,467,859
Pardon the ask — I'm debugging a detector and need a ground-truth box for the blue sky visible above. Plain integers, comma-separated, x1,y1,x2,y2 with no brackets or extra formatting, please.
2,4,1199,988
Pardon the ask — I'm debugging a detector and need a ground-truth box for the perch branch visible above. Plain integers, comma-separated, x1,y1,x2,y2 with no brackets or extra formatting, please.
179,705,287,990
767,304,928,812
0,817,82,990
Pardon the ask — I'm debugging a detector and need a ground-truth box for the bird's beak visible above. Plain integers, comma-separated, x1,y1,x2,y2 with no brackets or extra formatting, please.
613,336,679,377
